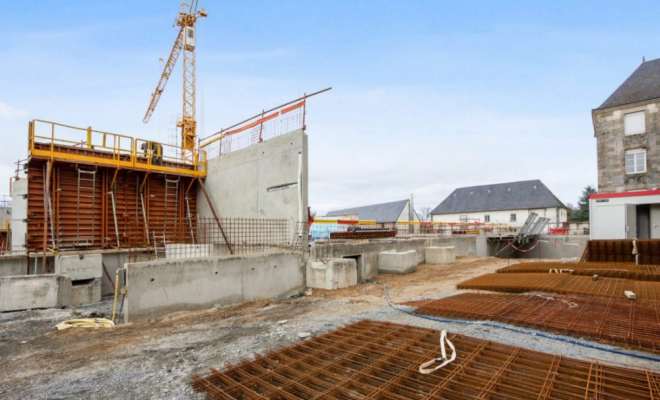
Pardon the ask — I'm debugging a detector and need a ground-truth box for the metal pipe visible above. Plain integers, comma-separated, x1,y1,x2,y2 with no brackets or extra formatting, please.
197,179,233,254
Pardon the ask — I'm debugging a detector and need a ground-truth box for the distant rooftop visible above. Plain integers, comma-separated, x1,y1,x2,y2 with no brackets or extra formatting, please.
596,58,660,110
431,179,566,215
325,199,409,223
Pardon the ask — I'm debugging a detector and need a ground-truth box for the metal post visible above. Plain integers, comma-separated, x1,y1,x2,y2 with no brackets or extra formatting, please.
198,179,233,254
42,161,52,274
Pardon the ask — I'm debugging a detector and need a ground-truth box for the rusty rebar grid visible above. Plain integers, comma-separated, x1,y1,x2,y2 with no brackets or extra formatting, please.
581,239,660,265
405,293,660,355
457,273,660,302
497,262,660,281
193,320,660,399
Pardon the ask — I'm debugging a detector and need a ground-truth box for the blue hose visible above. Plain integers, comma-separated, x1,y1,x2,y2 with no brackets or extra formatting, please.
377,282,660,363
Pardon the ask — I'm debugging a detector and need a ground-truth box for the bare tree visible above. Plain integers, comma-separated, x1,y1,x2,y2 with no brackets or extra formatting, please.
417,207,432,222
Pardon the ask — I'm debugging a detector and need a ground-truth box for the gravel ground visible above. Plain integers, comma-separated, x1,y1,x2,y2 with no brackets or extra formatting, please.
1,256,658,399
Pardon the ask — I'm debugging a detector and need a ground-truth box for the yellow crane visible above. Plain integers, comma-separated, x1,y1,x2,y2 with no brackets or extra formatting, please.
143,0,207,161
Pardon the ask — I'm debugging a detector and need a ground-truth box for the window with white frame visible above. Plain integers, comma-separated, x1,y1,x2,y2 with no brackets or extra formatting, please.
625,149,646,174
510,213,517,222
624,111,645,135
459,215,468,223
484,215,490,222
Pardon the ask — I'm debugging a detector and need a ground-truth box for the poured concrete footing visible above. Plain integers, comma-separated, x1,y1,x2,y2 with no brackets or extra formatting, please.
378,250,417,275
306,259,357,290
425,246,456,265
0,274,71,311
71,278,102,306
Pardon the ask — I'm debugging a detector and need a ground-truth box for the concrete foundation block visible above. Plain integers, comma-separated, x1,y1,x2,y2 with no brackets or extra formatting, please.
55,254,102,281
70,278,102,306
425,246,456,265
0,255,26,277
0,274,71,311
378,250,418,275
306,258,357,290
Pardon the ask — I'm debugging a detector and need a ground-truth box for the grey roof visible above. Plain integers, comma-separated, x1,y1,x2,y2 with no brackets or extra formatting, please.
597,58,660,110
325,199,408,223
431,180,566,215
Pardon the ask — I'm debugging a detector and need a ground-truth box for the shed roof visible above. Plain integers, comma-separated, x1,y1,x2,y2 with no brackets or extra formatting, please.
431,180,566,215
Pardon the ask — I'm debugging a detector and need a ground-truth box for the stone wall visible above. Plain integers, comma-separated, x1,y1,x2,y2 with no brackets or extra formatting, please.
593,99,660,193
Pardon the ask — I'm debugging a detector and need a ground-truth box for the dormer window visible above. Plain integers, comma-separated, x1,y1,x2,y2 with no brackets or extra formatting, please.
624,111,645,135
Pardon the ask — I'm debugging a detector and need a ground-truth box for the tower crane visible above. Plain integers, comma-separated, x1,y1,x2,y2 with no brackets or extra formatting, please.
143,0,207,161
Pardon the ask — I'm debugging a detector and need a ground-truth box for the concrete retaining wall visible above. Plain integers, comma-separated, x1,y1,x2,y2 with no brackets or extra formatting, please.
124,251,304,322
311,236,479,281
0,274,71,311
197,130,308,243
516,235,588,260
11,179,27,253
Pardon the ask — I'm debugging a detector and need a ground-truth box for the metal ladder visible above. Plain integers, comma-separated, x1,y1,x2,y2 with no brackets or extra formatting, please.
75,167,97,246
152,231,167,259
164,177,179,240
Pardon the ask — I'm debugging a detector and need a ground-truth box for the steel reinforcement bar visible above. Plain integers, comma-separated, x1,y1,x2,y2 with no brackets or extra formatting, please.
497,262,660,281
193,320,660,399
405,293,660,354
457,273,660,302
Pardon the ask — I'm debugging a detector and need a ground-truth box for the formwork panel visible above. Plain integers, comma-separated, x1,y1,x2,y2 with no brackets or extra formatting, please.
26,160,197,252
405,293,660,354
457,273,660,302
193,320,660,399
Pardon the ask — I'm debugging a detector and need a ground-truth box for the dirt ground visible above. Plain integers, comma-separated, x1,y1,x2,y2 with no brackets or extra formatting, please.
0,256,657,399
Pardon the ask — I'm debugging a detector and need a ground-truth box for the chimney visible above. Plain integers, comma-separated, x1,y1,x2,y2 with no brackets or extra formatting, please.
409,193,414,221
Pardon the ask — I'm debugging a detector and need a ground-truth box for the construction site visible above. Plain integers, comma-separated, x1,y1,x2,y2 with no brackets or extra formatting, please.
2,2,660,400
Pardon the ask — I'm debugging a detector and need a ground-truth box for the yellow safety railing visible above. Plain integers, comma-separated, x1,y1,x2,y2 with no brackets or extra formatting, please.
28,120,207,177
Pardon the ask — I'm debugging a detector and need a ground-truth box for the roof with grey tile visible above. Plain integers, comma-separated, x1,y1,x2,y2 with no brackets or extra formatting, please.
597,58,660,110
325,199,408,223
431,180,566,215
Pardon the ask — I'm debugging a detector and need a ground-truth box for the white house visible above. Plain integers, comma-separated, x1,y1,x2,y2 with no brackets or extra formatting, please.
325,198,419,223
430,179,568,227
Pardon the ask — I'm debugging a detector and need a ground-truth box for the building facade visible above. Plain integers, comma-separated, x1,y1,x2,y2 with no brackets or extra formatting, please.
590,58,660,239
430,180,568,229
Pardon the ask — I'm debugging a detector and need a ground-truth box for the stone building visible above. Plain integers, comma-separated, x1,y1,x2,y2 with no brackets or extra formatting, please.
590,58,660,239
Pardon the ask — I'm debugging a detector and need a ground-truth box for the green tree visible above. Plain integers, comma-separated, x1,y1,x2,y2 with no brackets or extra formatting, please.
570,185,597,221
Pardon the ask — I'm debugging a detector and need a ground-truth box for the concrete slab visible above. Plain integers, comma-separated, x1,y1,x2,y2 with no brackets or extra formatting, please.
425,246,456,265
70,278,102,306
0,274,71,311
55,254,102,281
306,258,357,290
377,250,417,275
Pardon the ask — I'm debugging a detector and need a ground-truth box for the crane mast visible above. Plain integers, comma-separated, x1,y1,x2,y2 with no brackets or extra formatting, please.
143,0,207,161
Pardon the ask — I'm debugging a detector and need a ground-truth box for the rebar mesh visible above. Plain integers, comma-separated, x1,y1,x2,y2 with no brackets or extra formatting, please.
497,262,660,281
580,239,660,265
405,293,660,354
457,273,660,302
193,320,660,399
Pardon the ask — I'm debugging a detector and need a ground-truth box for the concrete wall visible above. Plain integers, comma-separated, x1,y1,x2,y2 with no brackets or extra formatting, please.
198,130,308,243
0,254,27,277
514,235,588,260
593,100,660,193
0,274,71,311
124,251,304,322
311,237,479,281
11,179,27,253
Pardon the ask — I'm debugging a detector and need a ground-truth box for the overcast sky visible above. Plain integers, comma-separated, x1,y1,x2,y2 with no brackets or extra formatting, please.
1,1,658,215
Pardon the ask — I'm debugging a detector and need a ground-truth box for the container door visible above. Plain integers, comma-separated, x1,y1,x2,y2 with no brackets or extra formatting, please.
625,204,637,239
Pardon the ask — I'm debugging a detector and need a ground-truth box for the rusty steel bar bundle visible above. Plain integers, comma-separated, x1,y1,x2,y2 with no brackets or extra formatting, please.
497,261,660,281
405,293,660,355
193,320,660,399
457,273,660,302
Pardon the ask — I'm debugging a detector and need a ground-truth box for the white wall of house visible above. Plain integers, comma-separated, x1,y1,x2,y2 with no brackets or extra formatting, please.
432,207,567,227
397,202,420,222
